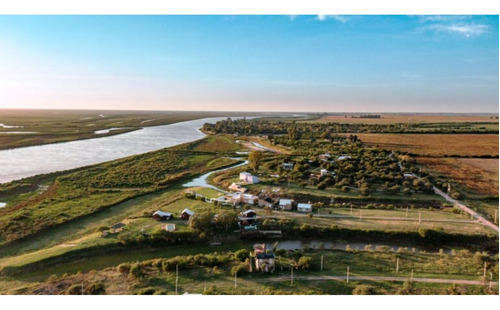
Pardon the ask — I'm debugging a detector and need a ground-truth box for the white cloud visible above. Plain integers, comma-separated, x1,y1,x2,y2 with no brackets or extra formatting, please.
316,15,349,23
426,23,490,37
417,15,471,22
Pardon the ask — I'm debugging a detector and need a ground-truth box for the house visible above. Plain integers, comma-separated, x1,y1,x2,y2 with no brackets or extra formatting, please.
320,169,329,176
403,173,416,179
279,199,294,211
319,153,331,161
239,172,259,184
337,155,352,161
180,208,194,220
228,182,247,193
240,209,257,218
152,210,173,221
218,193,258,206
258,197,274,208
163,224,176,232
297,203,313,213
110,223,125,234
282,163,294,170
254,244,275,272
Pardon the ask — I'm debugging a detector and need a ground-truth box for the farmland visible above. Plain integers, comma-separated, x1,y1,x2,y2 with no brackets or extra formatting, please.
350,133,499,157
307,114,499,125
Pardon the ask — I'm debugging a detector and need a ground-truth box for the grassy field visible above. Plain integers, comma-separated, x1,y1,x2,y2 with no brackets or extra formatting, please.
350,133,499,157
1,247,496,295
418,157,499,196
307,114,499,124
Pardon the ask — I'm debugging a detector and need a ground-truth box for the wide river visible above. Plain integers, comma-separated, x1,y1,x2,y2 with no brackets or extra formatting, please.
0,117,233,184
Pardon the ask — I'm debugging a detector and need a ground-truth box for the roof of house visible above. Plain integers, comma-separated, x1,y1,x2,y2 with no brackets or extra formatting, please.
110,223,126,230
181,208,194,216
256,252,275,259
153,210,172,217
242,209,256,216
240,172,252,176
297,203,312,209
279,199,293,205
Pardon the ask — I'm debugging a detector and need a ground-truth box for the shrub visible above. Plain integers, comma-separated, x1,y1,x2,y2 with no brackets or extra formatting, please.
66,284,83,295
234,249,250,262
297,256,313,270
231,263,249,276
136,287,157,295
117,263,131,274
129,264,143,278
353,284,380,295
87,283,105,295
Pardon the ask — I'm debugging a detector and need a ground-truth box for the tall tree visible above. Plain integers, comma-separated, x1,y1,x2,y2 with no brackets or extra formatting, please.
248,150,264,171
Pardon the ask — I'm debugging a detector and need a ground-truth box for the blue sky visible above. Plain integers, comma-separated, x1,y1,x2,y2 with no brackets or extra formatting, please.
0,15,498,112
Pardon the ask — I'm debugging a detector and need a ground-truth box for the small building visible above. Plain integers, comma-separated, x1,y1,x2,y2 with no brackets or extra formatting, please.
403,173,416,179
152,210,173,221
282,163,294,170
297,203,313,213
163,224,176,232
110,223,126,234
320,169,329,176
269,174,280,178
180,208,194,220
279,199,294,211
337,155,352,161
239,172,259,184
319,153,331,161
240,209,257,218
228,182,247,193
254,244,275,273
258,197,274,208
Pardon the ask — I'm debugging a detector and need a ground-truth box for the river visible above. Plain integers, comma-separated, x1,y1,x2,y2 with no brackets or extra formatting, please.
0,117,235,184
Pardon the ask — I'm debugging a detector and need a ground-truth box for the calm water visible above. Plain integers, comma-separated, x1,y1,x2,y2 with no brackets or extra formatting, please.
0,117,234,184
183,159,249,192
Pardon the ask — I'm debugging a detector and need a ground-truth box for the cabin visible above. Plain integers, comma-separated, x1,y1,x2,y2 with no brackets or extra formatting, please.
110,223,126,234
258,197,274,208
240,209,257,218
279,199,294,211
180,208,194,220
228,183,247,193
239,172,259,184
163,224,176,232
297,203,313,213
152,210,173,221
282,163,294,170
254,243,275,273
319,153,331,161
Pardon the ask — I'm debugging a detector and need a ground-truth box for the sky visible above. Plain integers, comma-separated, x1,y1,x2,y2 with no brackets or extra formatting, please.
0,15,498,113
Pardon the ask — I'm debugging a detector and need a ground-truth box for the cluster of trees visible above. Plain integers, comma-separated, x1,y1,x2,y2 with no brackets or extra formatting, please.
202,118,498,136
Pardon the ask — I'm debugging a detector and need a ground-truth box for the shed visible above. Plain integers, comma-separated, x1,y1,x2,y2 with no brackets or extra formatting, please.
180,208,194,220
297,203,313,213
279,199,294,211
152,210,173,221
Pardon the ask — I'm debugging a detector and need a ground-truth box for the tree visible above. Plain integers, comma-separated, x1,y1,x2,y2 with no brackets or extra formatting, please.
248,151,264,171
353,284,380,295
215,211,238,232
189,211,214,235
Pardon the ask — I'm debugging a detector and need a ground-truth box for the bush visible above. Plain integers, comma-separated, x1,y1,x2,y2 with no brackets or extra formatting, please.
117,263,131,273
231,263,249,276
66,284,83,295
353,284,380,295
136,287,157,295
129,264,143,278
297,256,313,270
87,283,105,295
234,249,250,262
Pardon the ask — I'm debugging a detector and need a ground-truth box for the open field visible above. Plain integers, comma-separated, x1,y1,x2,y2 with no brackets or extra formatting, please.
351,133,499,157
418,158,499,196
0,247,497,295
307,114,499,124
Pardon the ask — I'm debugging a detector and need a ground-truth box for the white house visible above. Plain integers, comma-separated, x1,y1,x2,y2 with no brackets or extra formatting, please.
239,172,259,184
297,203,312,213
279,199,294,211
228,182,247,192
320,169,329,176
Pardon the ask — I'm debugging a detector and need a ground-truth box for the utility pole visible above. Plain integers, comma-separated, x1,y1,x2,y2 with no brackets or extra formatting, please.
406,207,409,218
320,255,324,271
418,211,421,224
346,266,350,283
234,271,237,289
290,266,294,285
175,264,179,295
410,269,414,282
249,256,253,272
484,261,487,278
396,257,399,273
